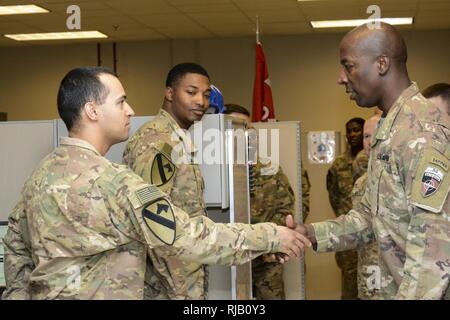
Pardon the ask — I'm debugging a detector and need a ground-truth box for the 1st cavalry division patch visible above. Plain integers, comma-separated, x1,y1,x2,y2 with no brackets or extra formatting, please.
151,151,176,187
127,185,176,245
142,198,176,245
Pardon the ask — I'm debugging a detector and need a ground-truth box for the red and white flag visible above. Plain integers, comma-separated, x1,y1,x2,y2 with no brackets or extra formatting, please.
252,42,275,122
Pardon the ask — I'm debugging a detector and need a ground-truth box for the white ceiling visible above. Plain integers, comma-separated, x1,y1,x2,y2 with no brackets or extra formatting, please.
0,0,449,46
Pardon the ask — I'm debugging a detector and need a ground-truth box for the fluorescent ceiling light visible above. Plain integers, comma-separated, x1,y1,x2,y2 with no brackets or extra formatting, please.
0,4,49,15
311,17,413,28
5,31,108,41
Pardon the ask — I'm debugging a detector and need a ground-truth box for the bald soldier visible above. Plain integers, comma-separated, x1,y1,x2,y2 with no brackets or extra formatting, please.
351,114,382,299
292,23,450,299
223,103,311,300
1,67,310,300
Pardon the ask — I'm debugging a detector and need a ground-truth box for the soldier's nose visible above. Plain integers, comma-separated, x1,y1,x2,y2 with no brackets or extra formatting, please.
337,70,347,85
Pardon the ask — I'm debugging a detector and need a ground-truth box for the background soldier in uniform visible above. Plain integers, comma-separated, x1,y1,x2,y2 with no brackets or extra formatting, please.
326,117,365,299
292,22,450,299
351,114,381,299
223,104,310,300
1,67,310,300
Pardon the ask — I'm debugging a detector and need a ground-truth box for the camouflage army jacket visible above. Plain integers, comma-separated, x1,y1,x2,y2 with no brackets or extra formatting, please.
250,160,295,226
327,148,356,217
313,83,450,299
2,137,281,300
123,109,208,299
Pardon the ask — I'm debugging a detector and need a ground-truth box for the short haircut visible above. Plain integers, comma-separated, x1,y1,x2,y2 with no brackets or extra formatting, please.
57,67,116,131
422,83,450,101
346,117,365,128
223,104,251,117
165,62,210,87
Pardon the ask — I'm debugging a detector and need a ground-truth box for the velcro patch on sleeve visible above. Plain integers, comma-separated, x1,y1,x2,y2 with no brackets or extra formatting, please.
150,143,177,187
142,198,176,245
127,185,176,245
127,185,166,210
411,148,450,213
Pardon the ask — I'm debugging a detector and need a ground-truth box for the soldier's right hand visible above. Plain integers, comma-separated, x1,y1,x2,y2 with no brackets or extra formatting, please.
275,225,312,260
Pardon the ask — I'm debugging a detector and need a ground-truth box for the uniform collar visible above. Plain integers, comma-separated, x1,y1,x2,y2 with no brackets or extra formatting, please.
372,82,419,146
158,108,198,154
344,148,356,161
60,137,102,156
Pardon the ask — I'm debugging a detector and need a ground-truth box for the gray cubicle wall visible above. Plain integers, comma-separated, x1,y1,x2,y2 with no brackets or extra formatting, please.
0,121,56,222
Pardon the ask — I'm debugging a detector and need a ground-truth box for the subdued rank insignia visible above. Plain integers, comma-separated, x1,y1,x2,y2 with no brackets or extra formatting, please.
151,153,176,187
142,198,176,245
421,166,443,197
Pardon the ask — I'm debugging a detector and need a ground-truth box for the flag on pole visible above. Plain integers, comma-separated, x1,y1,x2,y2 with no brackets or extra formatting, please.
252,42,275,122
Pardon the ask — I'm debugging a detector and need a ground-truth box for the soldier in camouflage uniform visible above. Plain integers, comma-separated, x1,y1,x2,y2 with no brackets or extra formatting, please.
295,23,450,299
123,63,215,300
351,115,382,299
122,63,302,300
1,67,310,300
326,117,364,299
223,104,311,300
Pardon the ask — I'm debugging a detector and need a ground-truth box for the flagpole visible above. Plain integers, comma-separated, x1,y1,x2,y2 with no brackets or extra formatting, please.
256,15,260,44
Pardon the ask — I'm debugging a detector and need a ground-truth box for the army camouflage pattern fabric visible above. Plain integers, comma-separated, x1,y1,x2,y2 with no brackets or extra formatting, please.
301,167,311,223
2,137,282,300
352,150,369,182
326,148,359,299
249,160,296,299
351,151,382,300
313,83,450,299
123,109,208,300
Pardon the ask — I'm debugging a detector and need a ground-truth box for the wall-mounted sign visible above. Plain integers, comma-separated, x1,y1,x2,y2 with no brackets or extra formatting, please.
307,131,337,164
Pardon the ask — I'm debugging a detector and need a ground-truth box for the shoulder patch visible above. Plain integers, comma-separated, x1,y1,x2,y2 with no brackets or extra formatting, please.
142,198,176,245
127,185,176,245
151,143,177,187
411,148,450,213
127,185,166,210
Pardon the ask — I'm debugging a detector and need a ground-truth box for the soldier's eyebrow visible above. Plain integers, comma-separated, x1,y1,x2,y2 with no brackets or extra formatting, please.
116,95,127,102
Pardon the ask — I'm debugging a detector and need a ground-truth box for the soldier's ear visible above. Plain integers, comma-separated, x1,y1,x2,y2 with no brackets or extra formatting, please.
377,55,390,76
165,86,174,102
84,102,99,121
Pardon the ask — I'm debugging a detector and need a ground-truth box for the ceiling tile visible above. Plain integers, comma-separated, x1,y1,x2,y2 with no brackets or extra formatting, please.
186,11,250,25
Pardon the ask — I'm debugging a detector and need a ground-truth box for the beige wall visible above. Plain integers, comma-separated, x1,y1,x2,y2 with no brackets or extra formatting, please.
1,29,449,299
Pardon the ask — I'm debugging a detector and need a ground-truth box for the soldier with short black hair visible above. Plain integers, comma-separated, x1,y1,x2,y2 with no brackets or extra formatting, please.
1,66,310,300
